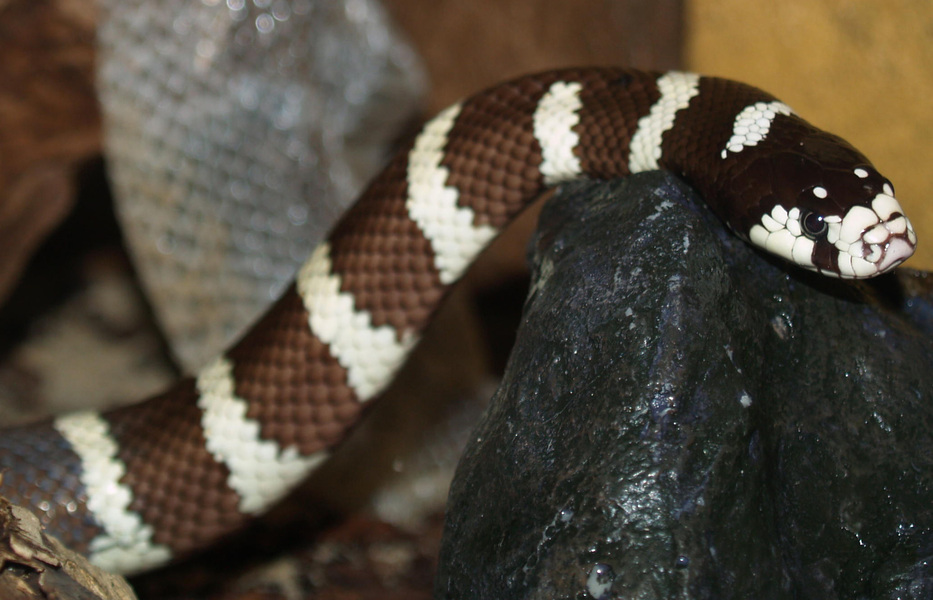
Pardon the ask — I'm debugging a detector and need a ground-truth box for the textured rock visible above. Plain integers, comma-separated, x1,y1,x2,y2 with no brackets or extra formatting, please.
435,173,933,599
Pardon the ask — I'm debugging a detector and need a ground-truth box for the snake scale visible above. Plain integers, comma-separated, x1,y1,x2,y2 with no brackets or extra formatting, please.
0,68,917,575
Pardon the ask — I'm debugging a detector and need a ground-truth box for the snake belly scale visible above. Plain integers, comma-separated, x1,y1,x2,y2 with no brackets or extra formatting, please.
0,68,916,575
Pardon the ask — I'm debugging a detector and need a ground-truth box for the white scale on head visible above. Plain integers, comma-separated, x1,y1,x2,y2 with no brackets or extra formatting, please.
721,101,795,159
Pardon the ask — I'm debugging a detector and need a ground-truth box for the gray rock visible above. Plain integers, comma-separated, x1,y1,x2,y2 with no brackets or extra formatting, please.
435,172,933,599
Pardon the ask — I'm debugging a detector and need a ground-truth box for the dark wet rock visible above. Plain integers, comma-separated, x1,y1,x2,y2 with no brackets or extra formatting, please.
435,172,933,599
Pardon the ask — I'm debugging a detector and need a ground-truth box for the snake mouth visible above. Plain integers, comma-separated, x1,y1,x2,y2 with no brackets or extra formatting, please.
829,192,917,278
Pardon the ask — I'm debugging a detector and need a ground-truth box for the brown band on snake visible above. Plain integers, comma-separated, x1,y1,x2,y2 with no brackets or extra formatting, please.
570,69,659,178
328,154,445,334
108,381,245,553
440,73,551,229
662,76,781,195
234,286,361,454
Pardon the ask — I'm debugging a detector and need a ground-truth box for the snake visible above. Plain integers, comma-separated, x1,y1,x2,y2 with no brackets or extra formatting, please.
0,68,917,575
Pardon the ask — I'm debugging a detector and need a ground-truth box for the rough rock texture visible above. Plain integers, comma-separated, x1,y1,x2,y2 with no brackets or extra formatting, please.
435,173,933,599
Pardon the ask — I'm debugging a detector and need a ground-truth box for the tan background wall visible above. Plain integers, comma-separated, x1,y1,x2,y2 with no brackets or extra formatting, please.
688,0,933,270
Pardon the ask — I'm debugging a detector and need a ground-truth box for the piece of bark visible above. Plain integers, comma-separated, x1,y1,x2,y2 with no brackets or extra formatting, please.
0,492,137,600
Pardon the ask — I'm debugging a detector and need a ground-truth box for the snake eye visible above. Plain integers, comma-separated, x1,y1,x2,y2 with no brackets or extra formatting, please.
800,210,827,239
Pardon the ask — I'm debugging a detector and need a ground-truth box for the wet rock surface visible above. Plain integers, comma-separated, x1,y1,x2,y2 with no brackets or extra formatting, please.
435,172,933,599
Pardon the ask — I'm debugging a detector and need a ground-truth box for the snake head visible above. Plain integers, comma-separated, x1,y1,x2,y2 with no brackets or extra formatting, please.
744,133,916,278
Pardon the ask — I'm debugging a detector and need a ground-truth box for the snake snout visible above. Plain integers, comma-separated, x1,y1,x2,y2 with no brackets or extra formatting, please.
864,193,917,275
828,190,917,279
831,192,916,278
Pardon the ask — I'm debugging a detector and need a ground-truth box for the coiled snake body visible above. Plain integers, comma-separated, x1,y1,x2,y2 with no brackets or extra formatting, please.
0,68,917,575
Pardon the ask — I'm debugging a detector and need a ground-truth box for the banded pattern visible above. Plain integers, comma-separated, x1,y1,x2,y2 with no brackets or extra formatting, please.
0,68,915,575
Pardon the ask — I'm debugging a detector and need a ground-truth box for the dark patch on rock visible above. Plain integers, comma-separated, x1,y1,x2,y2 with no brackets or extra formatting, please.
435,172,933,599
